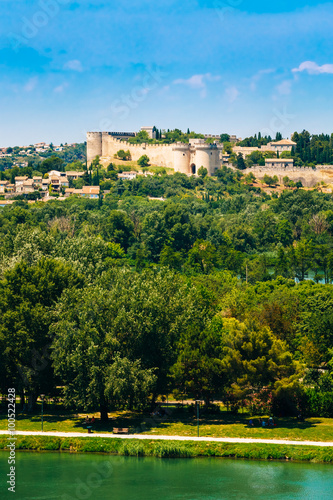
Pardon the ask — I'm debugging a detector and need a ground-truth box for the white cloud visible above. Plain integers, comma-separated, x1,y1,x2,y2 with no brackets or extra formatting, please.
24,77,38,92
276,79,292,95
173,73,220,98
292,61,333,74
225,86,239,103
250,68,275,91
54,83,69,93
64,60,83,72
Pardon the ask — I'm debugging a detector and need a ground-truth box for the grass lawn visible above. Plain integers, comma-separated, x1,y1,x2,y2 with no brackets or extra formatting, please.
1,403,333,442
2,436,333,462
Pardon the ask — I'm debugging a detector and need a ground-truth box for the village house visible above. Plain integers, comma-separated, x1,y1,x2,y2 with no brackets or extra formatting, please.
265,158,294,168
14,176,29,190
21,179,35,194
117,171,137,180
42,178,51,190
65,186,100,199
65,171,85,181
33,176,43,187
268,139,296,153
233,139,296,158
0,180,9,193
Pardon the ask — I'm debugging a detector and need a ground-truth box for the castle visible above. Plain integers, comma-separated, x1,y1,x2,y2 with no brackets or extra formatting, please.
87,131,223,176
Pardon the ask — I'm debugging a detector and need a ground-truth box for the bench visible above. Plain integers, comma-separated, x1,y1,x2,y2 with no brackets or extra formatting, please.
113,427,129,434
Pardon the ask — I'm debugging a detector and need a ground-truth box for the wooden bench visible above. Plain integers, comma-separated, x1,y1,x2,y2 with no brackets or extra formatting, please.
113,427,129,434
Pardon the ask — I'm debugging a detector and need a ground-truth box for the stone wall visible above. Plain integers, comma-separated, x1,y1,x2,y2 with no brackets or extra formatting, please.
87,133,222,175
96,135,174,169
242,165,333,188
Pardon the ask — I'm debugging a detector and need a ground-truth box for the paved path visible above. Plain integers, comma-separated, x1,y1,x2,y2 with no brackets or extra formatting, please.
1,430,332,447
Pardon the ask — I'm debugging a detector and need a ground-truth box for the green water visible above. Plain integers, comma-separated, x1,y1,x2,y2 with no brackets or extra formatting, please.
1,452,333,499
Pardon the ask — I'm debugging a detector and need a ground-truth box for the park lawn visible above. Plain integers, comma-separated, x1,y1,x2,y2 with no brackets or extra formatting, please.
143,417,333,442
1,407,333,442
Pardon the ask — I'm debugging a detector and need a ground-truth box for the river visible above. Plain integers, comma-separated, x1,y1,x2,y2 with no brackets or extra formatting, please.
1,451,333,499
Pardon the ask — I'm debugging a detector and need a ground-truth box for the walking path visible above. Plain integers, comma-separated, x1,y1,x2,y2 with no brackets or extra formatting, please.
1,430,333,447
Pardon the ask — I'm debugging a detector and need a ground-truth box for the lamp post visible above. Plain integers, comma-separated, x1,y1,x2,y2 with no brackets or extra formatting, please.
40,394,45,432
195,400,200,437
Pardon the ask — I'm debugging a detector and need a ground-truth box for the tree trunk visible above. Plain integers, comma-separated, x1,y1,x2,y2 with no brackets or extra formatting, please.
100,402,109,421
27,391,37,411
20,390,25,409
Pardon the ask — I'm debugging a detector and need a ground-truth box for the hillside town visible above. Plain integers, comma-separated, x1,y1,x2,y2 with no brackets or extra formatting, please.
0,169,100,207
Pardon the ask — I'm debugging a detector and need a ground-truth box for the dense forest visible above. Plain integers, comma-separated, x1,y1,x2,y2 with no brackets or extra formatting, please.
1,159,333,420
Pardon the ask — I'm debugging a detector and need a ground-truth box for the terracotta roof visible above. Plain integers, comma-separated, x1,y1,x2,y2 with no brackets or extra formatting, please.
266,158,294,162
15,176,28,182
272,139,296,145
65,171,85,176
82,186,100,194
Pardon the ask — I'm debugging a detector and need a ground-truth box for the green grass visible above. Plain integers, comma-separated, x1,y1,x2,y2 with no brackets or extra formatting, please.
1,405,333,442
1,436,333,463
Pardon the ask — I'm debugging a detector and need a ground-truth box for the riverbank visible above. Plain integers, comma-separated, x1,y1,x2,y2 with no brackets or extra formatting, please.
1,435,333,463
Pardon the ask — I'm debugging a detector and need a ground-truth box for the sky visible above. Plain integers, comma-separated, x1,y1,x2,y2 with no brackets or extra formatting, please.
1,0,333,146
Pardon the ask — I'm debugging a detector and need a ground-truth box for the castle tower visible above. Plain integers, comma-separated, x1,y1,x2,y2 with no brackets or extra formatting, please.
190,139,221,176
102,132,113,157
87,132,102,164
173,143,191,174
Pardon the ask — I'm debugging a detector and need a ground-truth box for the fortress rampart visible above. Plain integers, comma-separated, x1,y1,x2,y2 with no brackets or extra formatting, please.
241,165,333,188
87,133,223,175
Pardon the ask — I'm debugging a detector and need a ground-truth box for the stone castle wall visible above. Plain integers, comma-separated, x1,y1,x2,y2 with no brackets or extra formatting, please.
242,165,333,188
87,133,222,175
101,134,175,169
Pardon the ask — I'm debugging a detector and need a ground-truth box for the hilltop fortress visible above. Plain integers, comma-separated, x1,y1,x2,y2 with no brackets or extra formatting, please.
87,131,223,176
87,130,333,187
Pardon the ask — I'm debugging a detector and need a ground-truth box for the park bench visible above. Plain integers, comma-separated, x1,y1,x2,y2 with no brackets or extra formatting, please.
113,427,129,434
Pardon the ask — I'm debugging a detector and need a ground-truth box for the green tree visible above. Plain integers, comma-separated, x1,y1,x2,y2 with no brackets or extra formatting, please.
40,156,64,175
0,258,83,407
263,174,278,187
116,150,131,161
289,239,313,281
101,210,134,251
185,239,217,274
236,154,246,170
198,166,208,178
244,172,256,185
138,155,150,168
220,133,230,143
220,318,300,410
275,219,293,246
105,354,156,410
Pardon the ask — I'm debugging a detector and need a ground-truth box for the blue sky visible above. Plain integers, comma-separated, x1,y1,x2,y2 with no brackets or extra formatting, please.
1,1,333,146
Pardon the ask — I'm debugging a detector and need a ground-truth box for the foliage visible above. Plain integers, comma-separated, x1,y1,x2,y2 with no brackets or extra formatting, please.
137,155,150,168
1,159,333,417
